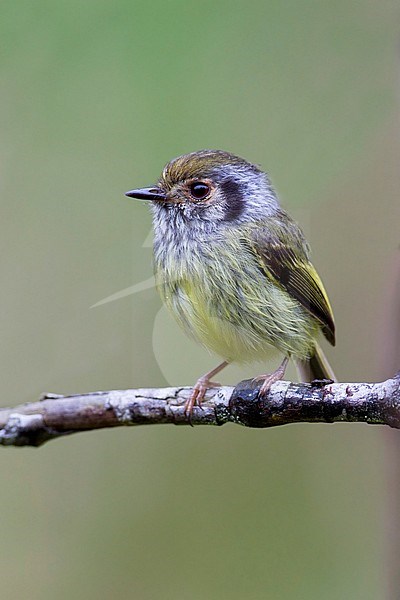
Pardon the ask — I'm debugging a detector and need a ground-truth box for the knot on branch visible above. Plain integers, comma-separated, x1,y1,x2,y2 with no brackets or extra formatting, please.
229,375,400,429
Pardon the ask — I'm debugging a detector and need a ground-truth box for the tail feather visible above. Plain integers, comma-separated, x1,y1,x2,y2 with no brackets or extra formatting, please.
296,343,336,382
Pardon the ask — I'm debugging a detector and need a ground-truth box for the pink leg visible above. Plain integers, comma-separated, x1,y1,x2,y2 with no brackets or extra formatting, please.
253,356,289,395
184,361,229,418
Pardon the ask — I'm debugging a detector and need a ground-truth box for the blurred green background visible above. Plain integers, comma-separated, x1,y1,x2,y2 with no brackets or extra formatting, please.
1,1,400,598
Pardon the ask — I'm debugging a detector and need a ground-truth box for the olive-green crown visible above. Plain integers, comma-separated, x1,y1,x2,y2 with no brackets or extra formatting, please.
159,149,261,187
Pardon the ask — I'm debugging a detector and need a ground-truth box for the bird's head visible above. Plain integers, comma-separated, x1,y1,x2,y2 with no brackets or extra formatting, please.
125,150,279,230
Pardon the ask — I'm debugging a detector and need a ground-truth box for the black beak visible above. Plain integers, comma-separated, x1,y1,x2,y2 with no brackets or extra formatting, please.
125,187,166,201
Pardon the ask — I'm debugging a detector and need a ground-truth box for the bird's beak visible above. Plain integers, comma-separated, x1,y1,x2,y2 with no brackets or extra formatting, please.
125,187,166,201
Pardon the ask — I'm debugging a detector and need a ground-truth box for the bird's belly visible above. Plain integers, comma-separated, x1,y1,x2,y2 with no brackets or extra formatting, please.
183,295,280,363
159,267,318,363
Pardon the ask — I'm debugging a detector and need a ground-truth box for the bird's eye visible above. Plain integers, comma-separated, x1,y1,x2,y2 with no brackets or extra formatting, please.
189,181,210,200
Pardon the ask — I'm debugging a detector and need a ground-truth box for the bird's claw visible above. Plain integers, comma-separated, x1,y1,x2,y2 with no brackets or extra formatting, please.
184,379,221,422
253,357,289,396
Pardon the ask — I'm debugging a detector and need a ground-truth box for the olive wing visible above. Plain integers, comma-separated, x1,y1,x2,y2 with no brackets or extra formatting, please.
249,224,335,346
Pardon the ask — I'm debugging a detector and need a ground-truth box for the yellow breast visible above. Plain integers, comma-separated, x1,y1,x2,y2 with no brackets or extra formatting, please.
155,243,318,364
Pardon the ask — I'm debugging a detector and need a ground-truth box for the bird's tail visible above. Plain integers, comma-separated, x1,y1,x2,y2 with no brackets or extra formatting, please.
296,343,336,382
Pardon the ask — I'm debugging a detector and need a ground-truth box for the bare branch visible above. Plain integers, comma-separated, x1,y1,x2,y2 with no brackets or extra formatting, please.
0,375,399,447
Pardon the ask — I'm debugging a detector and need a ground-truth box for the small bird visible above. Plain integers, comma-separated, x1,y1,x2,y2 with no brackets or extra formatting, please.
126,150,335,416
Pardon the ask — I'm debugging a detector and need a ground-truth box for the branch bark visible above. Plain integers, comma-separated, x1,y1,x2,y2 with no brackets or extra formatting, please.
1,375,400,447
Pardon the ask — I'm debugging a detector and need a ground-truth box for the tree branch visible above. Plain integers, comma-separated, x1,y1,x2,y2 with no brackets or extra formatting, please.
1,375,399,447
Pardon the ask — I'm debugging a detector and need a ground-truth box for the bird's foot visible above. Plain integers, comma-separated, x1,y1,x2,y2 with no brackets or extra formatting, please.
184,377,221,419
253,357,289,396
183,361,229,422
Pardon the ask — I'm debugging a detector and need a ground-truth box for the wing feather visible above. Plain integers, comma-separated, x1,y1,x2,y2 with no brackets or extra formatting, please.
249,217,335,345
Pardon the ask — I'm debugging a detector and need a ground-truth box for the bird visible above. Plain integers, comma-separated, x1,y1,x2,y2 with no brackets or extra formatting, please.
125,149,336,417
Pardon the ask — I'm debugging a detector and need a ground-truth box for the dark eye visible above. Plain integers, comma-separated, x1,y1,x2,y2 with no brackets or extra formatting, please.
189,181,210,200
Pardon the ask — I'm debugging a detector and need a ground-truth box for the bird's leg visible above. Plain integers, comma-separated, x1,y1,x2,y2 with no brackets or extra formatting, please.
184,360,229,418
253,356,290,396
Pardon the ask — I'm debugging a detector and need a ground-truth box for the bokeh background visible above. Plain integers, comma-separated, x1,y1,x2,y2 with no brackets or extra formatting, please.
1,1,400,598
